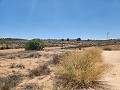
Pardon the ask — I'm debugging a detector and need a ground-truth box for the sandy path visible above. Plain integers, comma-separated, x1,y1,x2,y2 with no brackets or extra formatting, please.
103,51,120,90
0,48,24,53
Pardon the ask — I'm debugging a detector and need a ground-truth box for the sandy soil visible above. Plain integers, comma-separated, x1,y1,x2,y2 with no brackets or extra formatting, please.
103,51,120,90
0,47,62,54
0,48,24,53
0,48,120,90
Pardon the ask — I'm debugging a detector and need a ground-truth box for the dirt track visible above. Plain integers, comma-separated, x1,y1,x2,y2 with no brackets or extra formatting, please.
103,51,120,90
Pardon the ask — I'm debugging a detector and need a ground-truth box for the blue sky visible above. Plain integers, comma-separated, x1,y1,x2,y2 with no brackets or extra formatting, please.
0,0,120,40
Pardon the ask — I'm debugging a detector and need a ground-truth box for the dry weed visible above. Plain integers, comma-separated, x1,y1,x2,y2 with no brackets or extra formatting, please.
55,48,111,90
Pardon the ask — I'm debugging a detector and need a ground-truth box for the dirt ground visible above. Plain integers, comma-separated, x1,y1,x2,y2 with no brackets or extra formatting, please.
0,47,69,90
0,48,120,90
102,51,120,90
0,48,24,53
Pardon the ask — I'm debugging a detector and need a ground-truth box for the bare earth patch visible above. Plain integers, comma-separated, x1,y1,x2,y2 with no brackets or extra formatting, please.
0,48,24,54
102,51,120,90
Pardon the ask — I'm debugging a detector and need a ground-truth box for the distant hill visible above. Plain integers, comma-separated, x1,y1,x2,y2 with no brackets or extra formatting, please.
0,38,120,50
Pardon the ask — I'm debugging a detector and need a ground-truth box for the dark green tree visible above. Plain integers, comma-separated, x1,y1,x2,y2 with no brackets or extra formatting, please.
76,38,81,41
67,38,69,41
61,39,64,41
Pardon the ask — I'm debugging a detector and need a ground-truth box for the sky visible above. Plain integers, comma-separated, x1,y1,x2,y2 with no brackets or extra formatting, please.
0,0,120,40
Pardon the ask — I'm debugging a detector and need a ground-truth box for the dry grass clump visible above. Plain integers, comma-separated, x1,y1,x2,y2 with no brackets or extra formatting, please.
0,51,41,60
0,73,22,90
55,48,111,90
101,45,120,51
28,63,50,78
18,83,42,90
18,52,41,59
10,63,25,69
7,55,16,59
102,46,112,51
52,54,61,65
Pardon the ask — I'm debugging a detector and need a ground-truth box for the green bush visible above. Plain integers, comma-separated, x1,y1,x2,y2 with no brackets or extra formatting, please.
25,39,46,51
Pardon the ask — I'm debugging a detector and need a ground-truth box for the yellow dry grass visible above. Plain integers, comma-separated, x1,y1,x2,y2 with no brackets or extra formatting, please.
56,48,111,90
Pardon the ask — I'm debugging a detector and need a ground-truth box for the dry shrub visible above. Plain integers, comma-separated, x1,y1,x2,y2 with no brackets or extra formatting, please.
1,52,41,60
10,63,25,69
28,63,50,78
52,54,61,65
0,74,22,90
55,48,111,90
18,52,41,59
101,45,120,51
18,83,42,90
102,46,112,51
7,55,16,59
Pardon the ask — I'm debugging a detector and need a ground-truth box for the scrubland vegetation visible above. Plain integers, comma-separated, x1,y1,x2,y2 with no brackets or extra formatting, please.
0,51,41,60
0,62,51,90
18,83,42,90
0,73,22,90
28,63,50,78
55,48,111,90
9,63,25,69
101,45,120,51
1,38,120,90
1,38,120,50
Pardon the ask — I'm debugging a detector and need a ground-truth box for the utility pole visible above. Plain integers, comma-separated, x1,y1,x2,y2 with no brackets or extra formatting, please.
107,32,109,40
